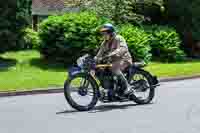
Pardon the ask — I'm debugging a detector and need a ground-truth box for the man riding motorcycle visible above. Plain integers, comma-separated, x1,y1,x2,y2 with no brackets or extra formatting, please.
94,23,133,95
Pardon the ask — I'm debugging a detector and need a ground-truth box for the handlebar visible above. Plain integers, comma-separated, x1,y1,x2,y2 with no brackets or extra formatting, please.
95,56,112,63
95,56,112,69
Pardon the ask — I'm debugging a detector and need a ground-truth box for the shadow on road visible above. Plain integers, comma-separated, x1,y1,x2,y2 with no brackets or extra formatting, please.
56,103,153,114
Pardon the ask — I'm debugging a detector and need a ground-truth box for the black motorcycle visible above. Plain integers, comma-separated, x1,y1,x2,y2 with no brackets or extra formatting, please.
64,54,159,111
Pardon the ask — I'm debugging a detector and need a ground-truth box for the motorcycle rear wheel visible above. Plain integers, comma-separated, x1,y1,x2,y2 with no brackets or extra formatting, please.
129,69,155,104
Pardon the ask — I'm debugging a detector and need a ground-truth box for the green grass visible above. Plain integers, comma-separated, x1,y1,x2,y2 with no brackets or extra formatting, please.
145,61,200,78
0,50,66,91
0,50,200,92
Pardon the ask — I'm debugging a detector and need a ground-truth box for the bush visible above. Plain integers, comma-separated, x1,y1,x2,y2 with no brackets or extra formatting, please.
39,12,110,63
150,25,186,62
23,28,40,49
119,24,186,62
119,25,152,63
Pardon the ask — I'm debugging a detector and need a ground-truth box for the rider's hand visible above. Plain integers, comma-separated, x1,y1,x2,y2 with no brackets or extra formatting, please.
94,56,102,62
107,53,112,57
104,55,112,60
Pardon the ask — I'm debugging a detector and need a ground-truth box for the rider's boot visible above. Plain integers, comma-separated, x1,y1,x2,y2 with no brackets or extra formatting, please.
123,84,134,96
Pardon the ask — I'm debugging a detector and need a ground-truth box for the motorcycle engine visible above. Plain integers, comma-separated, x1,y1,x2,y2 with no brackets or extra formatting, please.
96,69,114,90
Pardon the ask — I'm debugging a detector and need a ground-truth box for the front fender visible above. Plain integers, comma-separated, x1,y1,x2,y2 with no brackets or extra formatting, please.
68,66,82,78
67,70,101,97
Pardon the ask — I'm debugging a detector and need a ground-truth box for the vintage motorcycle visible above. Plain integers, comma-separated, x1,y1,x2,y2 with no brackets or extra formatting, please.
64,54,159,111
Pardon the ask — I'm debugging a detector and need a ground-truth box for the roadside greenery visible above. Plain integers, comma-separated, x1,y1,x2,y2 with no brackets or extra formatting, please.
0,0,31,53
164,0,200,41
39,12,110,63
0,1,17,53
0,0,200,91
89,0,145,25
0,50,66,91
23,28,41,49
150,26,186,62
37,11,185,63
119,24,152,62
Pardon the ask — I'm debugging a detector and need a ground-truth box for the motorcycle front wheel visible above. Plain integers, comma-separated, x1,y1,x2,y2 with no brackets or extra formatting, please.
64,73,99,111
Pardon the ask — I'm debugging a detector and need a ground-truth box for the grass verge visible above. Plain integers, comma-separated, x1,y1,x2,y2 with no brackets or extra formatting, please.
0,50,66,91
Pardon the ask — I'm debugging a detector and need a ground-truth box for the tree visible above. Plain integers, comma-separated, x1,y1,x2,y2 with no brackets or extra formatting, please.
89,0,145,25
0,0,32,53
17,0,32,27
163,0,200,56
16,0,32,48
0,0,17,53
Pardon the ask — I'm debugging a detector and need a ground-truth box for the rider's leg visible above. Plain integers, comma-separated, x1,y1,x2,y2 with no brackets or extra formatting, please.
112,61,132,95
114,69,129,88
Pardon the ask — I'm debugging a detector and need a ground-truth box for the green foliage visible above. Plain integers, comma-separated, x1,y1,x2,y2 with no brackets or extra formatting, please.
134,0,165,24
16,0,32,48
39,12,110,63
190,1,200,40
16,0,32,27
90,0,146,25
38,10,185,63
88,0,165,25
0,0,17,53
23,28,41,49
119,25,152,63
163,0,200,40
150,26,186,62
120,24,186,62
0,0,31,53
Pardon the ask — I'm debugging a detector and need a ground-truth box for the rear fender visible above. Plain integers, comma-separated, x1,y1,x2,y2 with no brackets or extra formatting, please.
129,67,159,86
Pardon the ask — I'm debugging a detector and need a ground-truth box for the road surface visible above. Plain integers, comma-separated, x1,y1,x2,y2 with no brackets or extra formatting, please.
0,79,200,133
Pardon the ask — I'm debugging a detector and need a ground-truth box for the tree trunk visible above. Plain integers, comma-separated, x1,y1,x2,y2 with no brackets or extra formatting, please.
32,15,38,31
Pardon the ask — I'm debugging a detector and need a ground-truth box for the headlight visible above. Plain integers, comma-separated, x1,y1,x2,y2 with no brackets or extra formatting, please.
76,54,89,67
77,57,84,67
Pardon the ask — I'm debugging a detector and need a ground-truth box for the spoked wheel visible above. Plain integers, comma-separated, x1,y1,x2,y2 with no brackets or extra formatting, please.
64,73,99,111
129,70,155,104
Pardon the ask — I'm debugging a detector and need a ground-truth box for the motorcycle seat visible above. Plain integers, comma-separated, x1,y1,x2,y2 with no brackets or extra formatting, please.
132,61,146,68
122,61,146,73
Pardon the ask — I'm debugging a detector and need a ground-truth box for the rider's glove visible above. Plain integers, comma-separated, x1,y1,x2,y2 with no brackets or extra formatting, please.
94,56,102,62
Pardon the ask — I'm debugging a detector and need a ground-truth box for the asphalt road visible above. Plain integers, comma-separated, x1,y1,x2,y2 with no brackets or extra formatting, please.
0,79,200,133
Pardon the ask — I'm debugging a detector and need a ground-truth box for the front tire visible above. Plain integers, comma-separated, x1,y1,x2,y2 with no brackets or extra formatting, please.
64,73,99,111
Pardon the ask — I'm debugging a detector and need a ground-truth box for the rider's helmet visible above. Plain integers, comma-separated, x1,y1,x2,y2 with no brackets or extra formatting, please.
100,23,116,34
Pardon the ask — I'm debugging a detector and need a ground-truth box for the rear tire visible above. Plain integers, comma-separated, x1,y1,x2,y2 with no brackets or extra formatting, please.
129,69,155,104
64,73,99,111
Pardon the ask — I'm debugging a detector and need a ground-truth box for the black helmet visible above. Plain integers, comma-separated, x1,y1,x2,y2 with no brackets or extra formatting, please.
100,23,115,33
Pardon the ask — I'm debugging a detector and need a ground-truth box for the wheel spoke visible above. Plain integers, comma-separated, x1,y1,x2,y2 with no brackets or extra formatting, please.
131,73,151,100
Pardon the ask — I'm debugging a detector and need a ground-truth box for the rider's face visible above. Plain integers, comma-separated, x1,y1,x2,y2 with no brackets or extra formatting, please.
102,32,111,40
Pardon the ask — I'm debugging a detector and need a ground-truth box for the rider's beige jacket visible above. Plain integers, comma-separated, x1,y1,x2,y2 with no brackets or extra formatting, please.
96,34,132,65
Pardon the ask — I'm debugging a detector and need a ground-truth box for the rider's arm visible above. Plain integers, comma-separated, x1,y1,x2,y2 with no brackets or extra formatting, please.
108,36,127,57
96,40,106,59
